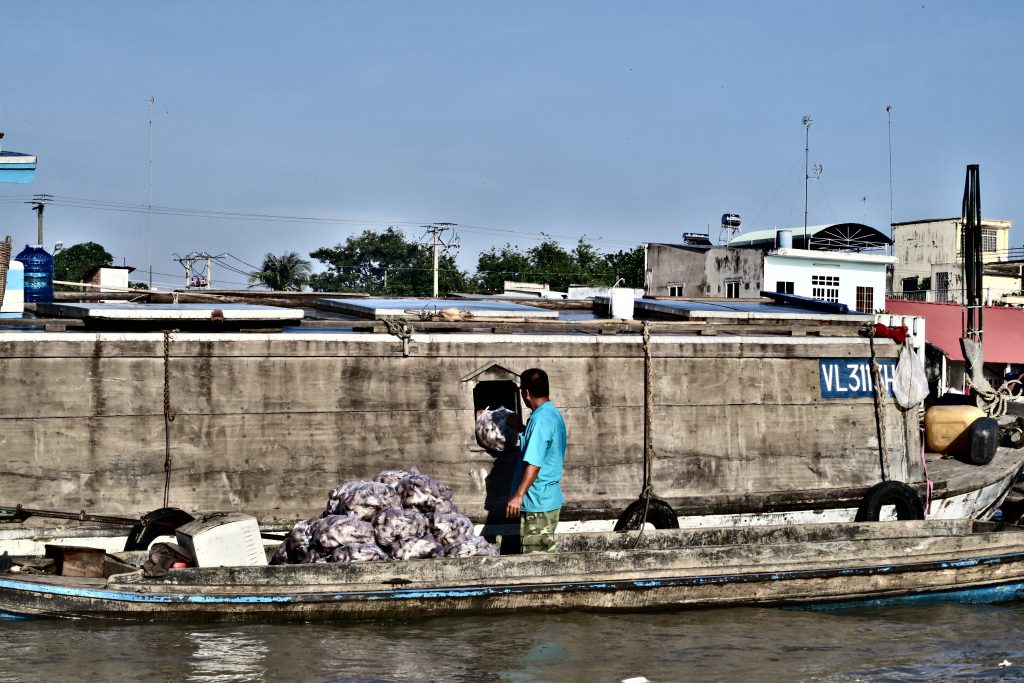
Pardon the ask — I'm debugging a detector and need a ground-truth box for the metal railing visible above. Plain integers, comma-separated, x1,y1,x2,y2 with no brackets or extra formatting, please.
887,288,1024,304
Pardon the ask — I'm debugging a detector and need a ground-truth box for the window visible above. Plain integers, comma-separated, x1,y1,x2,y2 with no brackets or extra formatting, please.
982,229,997,253
855,286,874,313
668,283,685,297
935,271,950,302
776,281,794,295
811,274,839,303
473,380,521,452
725,281,740,298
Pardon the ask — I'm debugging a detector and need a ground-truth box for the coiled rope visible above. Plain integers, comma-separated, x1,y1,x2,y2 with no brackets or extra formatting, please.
379,316,413,357
966,374,1023,418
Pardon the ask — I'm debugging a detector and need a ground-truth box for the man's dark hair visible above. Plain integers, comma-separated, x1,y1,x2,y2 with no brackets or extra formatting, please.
520,368,549,397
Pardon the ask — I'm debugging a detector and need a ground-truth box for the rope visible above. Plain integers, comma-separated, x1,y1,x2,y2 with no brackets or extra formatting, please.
630,322,655,549
920,428,932,517
643,322,653,491
162,330,176,508
0,236,10,309
379,316,413,357
868,335,890,481
966,374,1023,418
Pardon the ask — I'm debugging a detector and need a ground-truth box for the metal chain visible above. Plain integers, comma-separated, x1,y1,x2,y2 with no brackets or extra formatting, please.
162,330,176,508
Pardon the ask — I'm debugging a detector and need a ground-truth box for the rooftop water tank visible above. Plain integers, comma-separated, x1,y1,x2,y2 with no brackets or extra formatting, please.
721,214,742,229
776,229,793,249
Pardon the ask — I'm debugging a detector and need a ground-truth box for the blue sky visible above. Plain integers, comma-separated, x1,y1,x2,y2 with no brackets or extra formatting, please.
0,1,1021,289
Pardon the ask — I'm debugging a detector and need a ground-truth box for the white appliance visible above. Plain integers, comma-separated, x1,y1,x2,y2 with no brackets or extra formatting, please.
175,512,268,568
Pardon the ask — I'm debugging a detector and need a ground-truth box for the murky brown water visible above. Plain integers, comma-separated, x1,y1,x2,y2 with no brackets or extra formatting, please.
3,603,1024,682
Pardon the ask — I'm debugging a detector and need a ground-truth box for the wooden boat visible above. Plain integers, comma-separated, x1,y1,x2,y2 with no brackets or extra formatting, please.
4,519,1024,621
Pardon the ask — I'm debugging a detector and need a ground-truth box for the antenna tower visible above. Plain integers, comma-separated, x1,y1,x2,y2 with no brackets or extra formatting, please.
802,115,823,245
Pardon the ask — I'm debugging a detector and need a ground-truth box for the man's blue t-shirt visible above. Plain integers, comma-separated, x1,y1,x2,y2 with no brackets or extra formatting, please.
511,401,567,513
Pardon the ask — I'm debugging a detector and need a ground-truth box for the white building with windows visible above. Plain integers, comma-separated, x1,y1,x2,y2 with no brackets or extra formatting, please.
764,249,894,313
645,223,895,313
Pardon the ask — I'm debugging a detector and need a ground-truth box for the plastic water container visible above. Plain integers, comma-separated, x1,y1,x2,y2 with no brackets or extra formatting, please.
14,244,53,304
610,288,635,319
966,416,999,466
925,405,986,454
0,260,24,317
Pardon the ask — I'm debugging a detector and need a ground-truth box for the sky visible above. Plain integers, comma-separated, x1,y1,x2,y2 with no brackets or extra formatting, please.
0,1,1022,290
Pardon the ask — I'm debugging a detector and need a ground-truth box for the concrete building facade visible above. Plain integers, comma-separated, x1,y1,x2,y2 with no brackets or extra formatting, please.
647,233,894,312
891,217,1018,302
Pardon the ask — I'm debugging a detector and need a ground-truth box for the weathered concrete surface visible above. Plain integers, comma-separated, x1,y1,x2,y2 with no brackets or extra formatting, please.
0,330,918,525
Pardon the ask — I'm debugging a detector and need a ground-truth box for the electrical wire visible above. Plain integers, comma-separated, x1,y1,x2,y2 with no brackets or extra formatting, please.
3,193,647,251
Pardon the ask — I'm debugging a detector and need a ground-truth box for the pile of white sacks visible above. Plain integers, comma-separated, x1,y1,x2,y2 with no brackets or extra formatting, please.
272,467,498,564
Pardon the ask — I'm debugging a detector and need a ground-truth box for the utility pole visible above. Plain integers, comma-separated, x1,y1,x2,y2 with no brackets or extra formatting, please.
420,223,459,297
28,194,52,246
172,251,225,290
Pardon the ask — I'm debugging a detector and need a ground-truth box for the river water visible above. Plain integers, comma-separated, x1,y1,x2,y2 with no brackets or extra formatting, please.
4,602,1024,682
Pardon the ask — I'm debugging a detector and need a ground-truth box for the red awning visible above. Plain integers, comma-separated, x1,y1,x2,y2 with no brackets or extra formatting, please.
885,299,1024,364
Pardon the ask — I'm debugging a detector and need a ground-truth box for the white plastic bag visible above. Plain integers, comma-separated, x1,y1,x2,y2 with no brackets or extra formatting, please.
894,345,929,409
475,406,518,452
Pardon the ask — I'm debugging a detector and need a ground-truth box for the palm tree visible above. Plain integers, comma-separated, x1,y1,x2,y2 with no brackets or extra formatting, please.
249,251,313,291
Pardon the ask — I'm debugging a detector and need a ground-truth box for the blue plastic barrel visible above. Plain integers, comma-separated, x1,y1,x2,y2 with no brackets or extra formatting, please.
15,244,54,304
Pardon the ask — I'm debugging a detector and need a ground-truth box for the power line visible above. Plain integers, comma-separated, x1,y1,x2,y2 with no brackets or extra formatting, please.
1,192,645,250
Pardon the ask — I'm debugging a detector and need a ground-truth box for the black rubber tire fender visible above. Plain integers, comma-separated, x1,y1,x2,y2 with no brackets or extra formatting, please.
614,497,680,531
123,507,195,551
854,481,925,522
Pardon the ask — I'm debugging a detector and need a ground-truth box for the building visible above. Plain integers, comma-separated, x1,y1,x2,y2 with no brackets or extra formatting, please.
891,217,1020,302
84,266,135,293
646,223,894,313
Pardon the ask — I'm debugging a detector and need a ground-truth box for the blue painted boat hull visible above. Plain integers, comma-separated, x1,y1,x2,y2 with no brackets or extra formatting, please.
3,520,1024,622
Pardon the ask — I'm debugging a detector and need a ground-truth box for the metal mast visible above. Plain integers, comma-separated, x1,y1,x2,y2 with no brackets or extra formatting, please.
147,96,155,289
803,115,812,243
961,165,983,342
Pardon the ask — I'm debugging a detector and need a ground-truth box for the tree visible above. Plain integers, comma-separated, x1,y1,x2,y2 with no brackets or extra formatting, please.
475,244,532,294
53,242,113,290
248,251,313,291
309,227,470,296
604,246,646,288
472,237,645,293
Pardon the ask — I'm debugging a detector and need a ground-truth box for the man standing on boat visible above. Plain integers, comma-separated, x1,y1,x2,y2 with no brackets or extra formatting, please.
506,368,567,554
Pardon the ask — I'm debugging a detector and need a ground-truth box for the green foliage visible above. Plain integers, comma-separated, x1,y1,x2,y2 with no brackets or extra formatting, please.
249,251,313,291
306,228,645,296
309,227,470,296
473,237,645,293
53,242,113,291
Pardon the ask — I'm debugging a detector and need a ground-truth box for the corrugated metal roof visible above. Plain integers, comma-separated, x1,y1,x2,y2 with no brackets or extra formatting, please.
884,299,1024,364
728,223,892,249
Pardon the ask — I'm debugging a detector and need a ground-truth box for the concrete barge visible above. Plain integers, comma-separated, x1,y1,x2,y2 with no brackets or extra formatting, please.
0,297,1019,537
